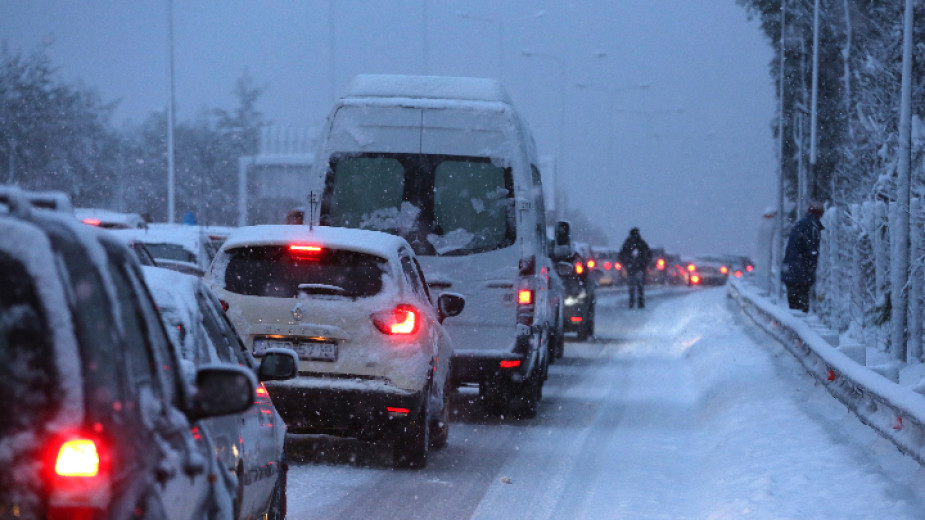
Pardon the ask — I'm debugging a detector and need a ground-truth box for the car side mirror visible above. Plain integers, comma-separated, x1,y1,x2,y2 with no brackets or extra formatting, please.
258,348,299,381
437,292,466,323
190,365,255,421
556,261,573,277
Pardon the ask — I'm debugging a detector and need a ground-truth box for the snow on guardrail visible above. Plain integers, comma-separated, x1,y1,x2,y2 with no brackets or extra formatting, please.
728,279,925,465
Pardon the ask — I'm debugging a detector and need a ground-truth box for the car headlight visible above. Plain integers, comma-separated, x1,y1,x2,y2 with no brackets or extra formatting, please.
564,291,587,306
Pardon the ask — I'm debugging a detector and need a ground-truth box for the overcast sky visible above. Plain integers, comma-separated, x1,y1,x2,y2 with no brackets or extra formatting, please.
2,1,777,257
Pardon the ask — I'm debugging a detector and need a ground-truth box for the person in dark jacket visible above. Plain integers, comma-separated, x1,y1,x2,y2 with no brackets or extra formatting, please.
618,227,652,309
781,202,825,312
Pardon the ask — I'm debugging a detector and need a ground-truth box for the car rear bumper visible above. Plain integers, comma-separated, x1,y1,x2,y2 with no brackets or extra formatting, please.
450,333,536,385
264,376,423,441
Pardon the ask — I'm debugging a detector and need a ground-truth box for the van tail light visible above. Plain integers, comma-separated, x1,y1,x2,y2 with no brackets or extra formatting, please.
372,304,420,335
48,436,111,519
499,360,521,369
575,261,584,275
518,289,533,305
516,284,535,326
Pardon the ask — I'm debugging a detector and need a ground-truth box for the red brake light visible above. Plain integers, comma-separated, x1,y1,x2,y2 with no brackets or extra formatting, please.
570,316,583,323
656,258,665,270
387,406,410,415
586,259,596,269
691,274,701,284
746,265,754,272
518,289,533,305
720,266,728,274
614,262,622,270
81,219,101,227
575,262,584,275
289,245,322,259
734,270,743,278
499,360,521,368
603,261,612,270
55,439,100,477
687,264,696,272
372,304,420,335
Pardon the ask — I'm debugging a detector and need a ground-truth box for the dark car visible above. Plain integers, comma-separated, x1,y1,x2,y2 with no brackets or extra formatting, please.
144,267,297,520
551,222,596,341
0,187,255,519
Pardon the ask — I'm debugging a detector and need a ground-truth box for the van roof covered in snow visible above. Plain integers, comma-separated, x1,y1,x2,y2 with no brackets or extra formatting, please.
344,74,512,105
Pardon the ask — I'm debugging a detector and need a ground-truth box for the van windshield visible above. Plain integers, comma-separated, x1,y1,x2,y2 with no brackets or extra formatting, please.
321,153,515,256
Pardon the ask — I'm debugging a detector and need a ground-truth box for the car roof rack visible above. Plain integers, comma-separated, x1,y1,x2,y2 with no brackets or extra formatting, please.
0,185,74,217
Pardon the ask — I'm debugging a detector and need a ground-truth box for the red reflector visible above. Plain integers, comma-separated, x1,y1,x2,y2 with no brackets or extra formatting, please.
518,289,533,305
499,360,521,368
387,407,410,415
55,439,100,477
570,316,583,322
82,218,101,227
219,299,229,312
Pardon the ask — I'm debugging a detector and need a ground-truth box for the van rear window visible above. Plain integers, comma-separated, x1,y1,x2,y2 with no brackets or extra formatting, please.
322,153,515,256
224,246,386,298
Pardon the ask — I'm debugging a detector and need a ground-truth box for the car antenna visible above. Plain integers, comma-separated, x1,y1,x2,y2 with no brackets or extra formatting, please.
308,191,317,231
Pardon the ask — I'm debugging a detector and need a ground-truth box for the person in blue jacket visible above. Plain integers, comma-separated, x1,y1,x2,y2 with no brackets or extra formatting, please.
781,201,825,312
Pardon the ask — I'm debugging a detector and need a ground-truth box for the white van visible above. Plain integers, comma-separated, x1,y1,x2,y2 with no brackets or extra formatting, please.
310,74,553,418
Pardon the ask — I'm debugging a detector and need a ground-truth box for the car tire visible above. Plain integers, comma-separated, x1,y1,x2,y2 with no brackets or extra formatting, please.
510,372,539,419
266,457,287,520
393,399,430,469
429,391,450,450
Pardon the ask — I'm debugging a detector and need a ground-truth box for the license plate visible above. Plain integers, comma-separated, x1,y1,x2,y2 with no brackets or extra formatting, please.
295,342,337,362
254,339,295,355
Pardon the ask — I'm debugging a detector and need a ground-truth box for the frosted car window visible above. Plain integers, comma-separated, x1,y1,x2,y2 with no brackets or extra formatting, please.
433,158,513,255
224,246,386,298
0,252,58,439
145,243,197,263
326,156,405,229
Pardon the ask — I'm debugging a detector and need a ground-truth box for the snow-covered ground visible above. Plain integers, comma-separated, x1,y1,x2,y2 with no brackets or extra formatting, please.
285,287,925,519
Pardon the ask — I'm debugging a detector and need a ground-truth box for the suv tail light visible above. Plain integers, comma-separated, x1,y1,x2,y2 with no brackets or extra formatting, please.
372,304,420,335
48,435,111,519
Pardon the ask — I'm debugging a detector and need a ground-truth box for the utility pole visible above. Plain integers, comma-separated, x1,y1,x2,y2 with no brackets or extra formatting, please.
776,0,787,300
166,0,176,223
892,0,914,362
808,0,820,207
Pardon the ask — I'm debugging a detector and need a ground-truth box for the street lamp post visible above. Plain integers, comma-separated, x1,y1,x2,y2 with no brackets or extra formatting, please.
521,49,566,218
455,12,504,81
166,0,177,223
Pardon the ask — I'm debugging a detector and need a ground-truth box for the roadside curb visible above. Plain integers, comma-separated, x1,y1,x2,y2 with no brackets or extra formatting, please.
728,279,925,465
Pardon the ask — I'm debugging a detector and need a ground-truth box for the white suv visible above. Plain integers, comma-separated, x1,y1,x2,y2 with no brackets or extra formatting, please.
205,225,464,468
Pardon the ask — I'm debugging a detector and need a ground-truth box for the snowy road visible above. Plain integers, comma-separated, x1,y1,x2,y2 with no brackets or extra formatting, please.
285,287,925,519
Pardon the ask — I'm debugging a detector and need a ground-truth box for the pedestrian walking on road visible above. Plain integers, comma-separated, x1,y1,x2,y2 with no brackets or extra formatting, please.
618,227,652,309
781,201,825,312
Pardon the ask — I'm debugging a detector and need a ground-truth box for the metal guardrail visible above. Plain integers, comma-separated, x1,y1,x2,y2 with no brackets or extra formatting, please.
728,279,925,465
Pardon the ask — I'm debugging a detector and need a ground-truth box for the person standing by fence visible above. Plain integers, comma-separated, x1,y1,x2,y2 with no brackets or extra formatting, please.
781,201,825,312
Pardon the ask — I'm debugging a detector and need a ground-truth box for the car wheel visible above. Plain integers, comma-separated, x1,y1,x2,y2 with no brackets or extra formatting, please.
266,457,287,520
429,390,450,450
510,372,539,419
393,399,429,469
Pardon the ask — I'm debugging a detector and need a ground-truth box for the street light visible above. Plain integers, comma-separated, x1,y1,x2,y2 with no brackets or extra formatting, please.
455,11,504,80
521,49,566,217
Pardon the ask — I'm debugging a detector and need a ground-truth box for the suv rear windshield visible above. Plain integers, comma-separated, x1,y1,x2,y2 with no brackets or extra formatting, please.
321,153,515,256
0,251,59,438
146,243,196,263
223,246,387,298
